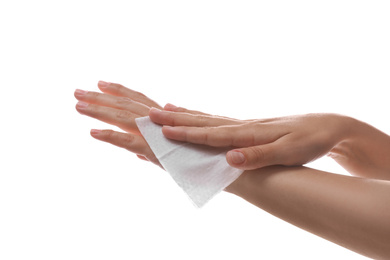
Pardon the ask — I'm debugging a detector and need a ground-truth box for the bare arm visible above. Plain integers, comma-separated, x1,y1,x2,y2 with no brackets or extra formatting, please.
150,108,390,180
149,107,390,258
75,82,390,259
226,166,390,259
329,117,390,180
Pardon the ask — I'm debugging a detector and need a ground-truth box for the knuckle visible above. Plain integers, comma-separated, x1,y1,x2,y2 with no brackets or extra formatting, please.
116,97,133,107
195,115,209,126
134,91,147,98
115,110,132,119
165,113,176,125
122,134,135,146
110,83,125,93
230,126,253,146
247,146,265,162
166,112,180,126
186,127,207,144
202,129,210,145
88,91,100,99
216,128,232,146
85,103,98,113
102,129,115,139
252,121,264,131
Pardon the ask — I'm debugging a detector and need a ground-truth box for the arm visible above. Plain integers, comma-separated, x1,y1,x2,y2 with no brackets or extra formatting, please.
74,84,390,258
150,108,390,180
329,117,390,180
226,166,390,259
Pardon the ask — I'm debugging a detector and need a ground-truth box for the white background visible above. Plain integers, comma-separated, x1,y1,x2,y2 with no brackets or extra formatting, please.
0,1,389,259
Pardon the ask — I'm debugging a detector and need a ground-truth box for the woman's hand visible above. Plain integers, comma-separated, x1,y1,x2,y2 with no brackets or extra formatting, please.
149,108,351,170
74,81,163,166
74,82,244,168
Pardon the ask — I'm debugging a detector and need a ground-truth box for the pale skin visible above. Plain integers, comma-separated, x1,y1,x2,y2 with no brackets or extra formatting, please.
75,81,390,259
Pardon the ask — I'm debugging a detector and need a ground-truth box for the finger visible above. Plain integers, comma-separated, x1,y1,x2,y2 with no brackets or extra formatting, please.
164,103,241,122
137,154,149,161
76,101,139,134
164,103,244,124
164,103,211,116
226,146,275,170
90,129,161,167
226,140,291,170
149,107,239,127
74,89,149,116
161,124,259,147
97,81,162,109
161,121,289,147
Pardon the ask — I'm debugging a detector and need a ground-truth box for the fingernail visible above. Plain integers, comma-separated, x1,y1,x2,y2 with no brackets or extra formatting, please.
161,125,177,136
74,89,88,97
164,103,177,111
76,101,89,109
90,129,102,136
98,80,110,89
150,107,162,113
228,150,246,165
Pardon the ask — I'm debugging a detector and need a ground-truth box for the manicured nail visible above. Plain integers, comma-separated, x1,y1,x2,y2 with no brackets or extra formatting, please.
98,80,110,89
76,101,89,109
90,129,102,136
228,150,246,165
150,107,162,113
161,125,177,136
164,103,178,111
74,89,88,97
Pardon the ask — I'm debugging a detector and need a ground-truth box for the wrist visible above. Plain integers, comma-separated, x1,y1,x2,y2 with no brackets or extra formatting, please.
328,115,374,175
327,113,357,147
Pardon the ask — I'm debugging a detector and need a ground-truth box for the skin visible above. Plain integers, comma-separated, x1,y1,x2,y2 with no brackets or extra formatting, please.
75,81,162,167
150,108,390,180
75,81,390,259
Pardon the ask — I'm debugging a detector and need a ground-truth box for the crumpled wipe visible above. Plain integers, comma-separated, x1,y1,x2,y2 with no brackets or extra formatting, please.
135,116,244,208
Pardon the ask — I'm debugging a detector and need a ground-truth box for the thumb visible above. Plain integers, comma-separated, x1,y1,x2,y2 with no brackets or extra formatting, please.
226,144,278,170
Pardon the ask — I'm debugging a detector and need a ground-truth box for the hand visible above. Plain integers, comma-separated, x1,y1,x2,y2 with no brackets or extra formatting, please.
74,82,241,169
74,81,163,166
149,108,350,170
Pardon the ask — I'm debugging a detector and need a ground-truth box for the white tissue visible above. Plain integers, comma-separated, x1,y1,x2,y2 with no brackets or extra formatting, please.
135,116,244,208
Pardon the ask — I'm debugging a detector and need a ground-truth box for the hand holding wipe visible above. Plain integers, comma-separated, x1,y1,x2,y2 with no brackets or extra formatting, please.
135,116,244,208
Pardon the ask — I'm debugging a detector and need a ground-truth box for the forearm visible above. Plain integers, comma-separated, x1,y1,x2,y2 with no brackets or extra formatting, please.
226,166,390,259
330,116,390,180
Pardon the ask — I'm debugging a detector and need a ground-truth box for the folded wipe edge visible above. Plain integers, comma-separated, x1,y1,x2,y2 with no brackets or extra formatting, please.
135,116,244,207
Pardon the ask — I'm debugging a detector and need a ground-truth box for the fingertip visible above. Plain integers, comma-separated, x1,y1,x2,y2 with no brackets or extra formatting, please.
164,103,178,111
98,80,110,90
75,101,88,114
227,150,247,167
74,89,88,99
149,107,162,120
161,126,184,141
90,129,102,139
230,146,273,170
150,107,162,113
161,125,174,136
